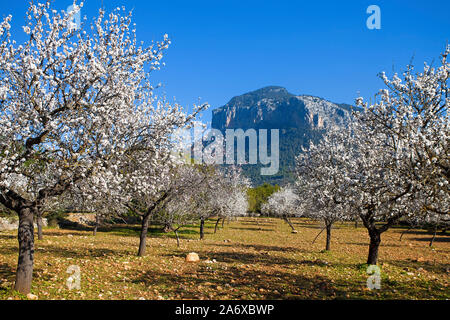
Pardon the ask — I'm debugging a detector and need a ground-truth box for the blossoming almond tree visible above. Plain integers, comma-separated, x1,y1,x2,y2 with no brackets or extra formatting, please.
352,45,449,264
295,132,351,250
212,166,250,228
356,45,449,218
186,166,249,239
0,1,202,294
262,187,301,233
296,46,448,263
320,120,417,263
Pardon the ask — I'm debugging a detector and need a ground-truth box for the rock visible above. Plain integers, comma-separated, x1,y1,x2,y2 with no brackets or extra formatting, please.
26,293,38,300
291,230,298,234
185,252,200,263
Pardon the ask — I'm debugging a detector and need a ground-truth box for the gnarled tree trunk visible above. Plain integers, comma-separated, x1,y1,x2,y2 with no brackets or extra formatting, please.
138,214,150,256
214,218,221,234
15,206,35,294
367,229,381,265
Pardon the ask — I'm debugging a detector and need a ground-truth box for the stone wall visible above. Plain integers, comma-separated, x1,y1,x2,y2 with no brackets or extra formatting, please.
0,217,48,231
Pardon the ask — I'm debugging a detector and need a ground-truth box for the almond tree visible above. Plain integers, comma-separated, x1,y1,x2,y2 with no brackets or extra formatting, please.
297,46,448,263
308,119,417,263
356,45,449,218
261,187,300,233
209,166,250,233
152,165,224,245
352,45,449,264
0,1,194,293
295,133,350,250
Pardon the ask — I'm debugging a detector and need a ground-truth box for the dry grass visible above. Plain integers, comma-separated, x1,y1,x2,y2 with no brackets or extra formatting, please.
0,217,448,300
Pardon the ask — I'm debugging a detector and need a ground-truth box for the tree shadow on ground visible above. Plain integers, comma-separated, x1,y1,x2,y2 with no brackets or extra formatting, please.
102,224,205,240
130,259,449,299
239,221,276,227
130,264,343,299
291,222,325,229
0,264,15,282
57,218,93,231
209,242,307,254
229,226,274,232
0,234,15,240
343,242,402,248
39,231,89,237
386,259,450,274
166,249,299,267
410,236,450,243
0,243,130,259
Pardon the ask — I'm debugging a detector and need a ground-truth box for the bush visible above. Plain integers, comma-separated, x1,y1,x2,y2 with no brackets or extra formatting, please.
45,210,69,227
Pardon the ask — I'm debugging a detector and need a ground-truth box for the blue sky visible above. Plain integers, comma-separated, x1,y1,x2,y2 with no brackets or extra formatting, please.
1,0,449,124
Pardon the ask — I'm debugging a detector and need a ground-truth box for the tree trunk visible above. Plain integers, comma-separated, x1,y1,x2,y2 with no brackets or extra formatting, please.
325,223,332,251
200,217,205,240
93,215,99,236
175,230,180,247
138,214,150,256
429,226,437,247
222,218,225,228
283,215,297,232
367,229,381,265
354,220,358,228
399,226,413,241
36,213,43,240
14,207,35,294
214,218,221,234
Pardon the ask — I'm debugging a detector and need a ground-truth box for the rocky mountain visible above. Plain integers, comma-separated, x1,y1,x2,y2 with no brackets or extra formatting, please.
212,86,352,132
211,86,355,185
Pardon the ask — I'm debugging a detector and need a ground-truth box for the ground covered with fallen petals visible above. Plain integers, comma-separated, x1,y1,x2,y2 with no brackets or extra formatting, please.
0,218,449,300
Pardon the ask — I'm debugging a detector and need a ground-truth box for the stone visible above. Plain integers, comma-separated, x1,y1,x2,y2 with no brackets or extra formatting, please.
26,293,38,300
185,252,200,263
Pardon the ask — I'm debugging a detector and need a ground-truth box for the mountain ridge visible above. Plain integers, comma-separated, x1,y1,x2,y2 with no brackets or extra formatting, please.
210,86,356,185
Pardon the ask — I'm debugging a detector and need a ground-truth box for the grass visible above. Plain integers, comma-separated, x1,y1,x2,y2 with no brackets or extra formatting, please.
0,217,448,300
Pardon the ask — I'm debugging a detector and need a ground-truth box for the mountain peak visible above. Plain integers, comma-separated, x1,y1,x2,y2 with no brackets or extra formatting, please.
210,87,353,185
227,86,294,104
250,86,290,95
212,86,351,132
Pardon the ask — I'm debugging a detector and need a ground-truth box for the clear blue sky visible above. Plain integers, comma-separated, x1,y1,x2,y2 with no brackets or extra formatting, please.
1,0,449,124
